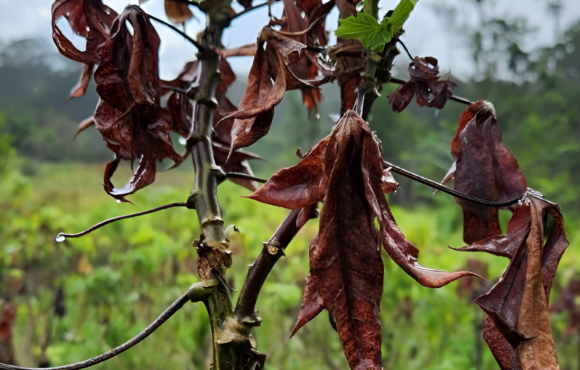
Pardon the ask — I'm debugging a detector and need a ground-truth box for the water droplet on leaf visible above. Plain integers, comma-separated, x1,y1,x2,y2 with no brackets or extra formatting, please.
116,199,122,204
55,234,66,243
179,137,187,145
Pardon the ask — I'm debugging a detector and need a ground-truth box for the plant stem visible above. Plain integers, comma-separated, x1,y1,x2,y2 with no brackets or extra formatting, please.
236,208,316,321
187,2,268,369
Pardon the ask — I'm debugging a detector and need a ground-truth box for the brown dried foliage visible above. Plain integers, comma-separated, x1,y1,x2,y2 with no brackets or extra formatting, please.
220,27,330,154
388,57,457,112
455,198,568,369
248,111,477,368
446,101,528,243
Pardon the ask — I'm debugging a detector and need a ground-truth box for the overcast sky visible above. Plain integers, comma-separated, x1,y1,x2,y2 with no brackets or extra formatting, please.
0,0,578,80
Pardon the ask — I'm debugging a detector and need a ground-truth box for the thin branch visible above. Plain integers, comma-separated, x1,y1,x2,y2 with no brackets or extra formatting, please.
226,172,267,184
55,203,188,241
389,77,474,106
165,0,201,9
229,1,277,22
147,14,204,50
0,283,209,370
383,160,523,207
395,38,414,61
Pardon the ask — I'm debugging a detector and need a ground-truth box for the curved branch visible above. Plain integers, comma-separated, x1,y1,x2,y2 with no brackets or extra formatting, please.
229,1,278,21
395,38,414,61
226,172,267,184
55,203,188,241
389,77,473,106
148,14,204,50
383,160,523,207
0,283,211,370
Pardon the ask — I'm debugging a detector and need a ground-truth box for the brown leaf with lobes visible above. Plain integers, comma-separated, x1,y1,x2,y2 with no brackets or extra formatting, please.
446,101,528,244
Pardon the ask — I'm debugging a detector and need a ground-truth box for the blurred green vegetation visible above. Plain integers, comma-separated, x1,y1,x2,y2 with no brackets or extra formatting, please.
1,159,579,369
1,4,580,370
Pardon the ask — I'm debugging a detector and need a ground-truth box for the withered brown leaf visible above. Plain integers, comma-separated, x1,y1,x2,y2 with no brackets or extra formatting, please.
249,111,477,369
164,0,194,25
388,57,456,112
51,0,118,100
220,28,330,153
456,197,568,369
446,101,528,244
94,6,182,201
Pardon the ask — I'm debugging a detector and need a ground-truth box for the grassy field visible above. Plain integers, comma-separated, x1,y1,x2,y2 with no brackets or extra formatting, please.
0,161,579,369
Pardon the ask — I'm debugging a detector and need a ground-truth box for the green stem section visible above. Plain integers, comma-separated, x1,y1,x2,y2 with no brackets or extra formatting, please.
363,0,379,18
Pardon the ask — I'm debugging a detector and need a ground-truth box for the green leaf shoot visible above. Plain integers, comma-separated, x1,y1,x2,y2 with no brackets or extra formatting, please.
334,0,419,51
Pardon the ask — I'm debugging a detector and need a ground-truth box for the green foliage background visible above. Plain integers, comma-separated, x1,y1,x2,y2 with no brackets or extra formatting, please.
1,7,580,370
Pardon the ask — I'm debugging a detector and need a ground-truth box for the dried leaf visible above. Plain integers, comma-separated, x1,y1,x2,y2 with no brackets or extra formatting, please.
94,6,182,201
459,198,568,369
483,316,519,370
74,116,95,140
387,57,457,112
164,0,193,25
67,63,94,101
221,28,330,152
51,0,118,64
254,111,475,369
212,58,261,191
246,136,330,208
52,0,117,99
450,101,528,243
299,112,384,369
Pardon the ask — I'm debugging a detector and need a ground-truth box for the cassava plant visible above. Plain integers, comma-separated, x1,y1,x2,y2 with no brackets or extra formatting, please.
0,0,570,369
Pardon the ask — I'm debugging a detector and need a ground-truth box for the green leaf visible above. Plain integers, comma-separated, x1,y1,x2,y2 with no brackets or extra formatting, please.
335,13,392,50
389,0,418,33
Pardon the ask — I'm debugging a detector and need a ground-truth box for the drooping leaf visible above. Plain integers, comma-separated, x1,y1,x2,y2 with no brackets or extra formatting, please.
164,0,194,25
51,0,118,100
245,136,330,208
483,316,519,370
447,101,528,243
94,6,182,201
457,197,567,369
297,112,384,369
249,111,476,369
67,63,95,101
212,57,262,191
388,57,457,112
220,28,330,153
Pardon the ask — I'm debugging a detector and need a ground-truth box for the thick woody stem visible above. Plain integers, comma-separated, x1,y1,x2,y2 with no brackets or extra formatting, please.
235,208,316,322
186,2,260,369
